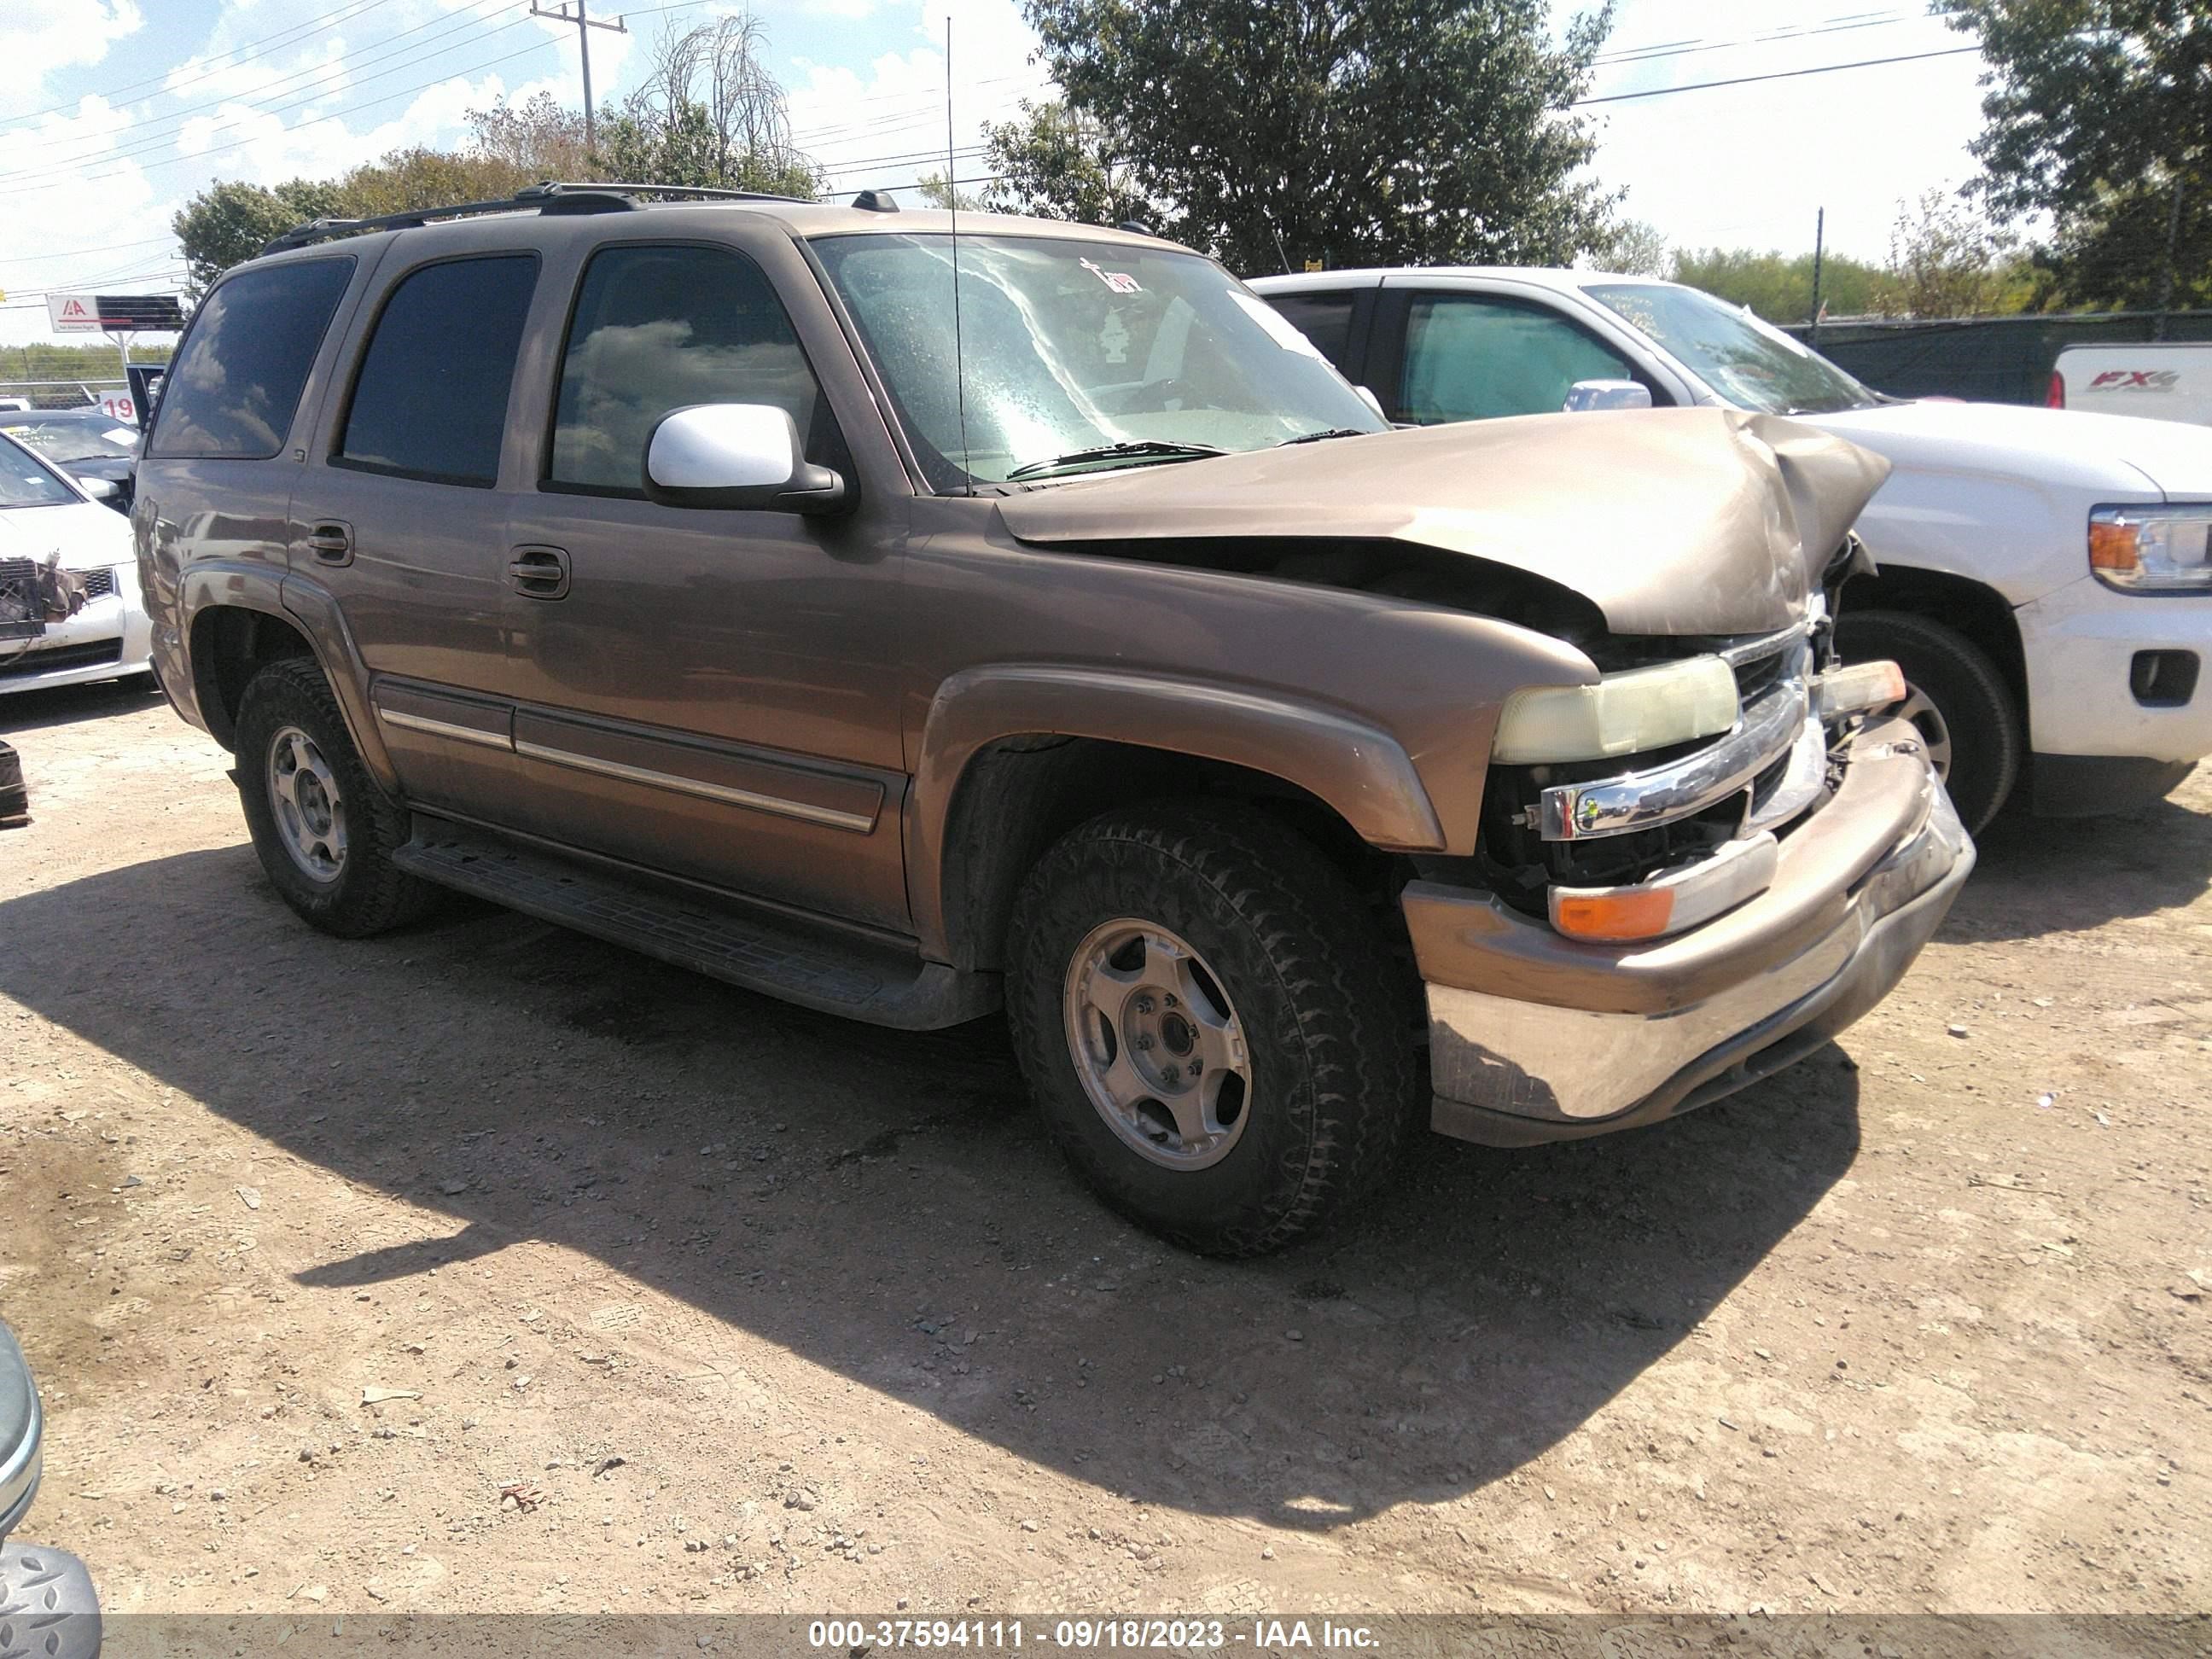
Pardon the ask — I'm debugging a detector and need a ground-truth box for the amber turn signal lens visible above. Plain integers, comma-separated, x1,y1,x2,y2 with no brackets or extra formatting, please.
1551,887,1676,942
2089,519,2141,575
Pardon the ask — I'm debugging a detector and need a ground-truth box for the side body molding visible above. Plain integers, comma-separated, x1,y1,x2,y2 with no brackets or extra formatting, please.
906,663,1447,963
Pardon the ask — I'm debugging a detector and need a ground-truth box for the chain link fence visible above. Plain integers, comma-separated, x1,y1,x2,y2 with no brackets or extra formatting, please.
1781,310,2212,406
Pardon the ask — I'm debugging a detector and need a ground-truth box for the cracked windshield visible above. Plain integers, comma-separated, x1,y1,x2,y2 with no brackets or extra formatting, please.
814,233,1384,490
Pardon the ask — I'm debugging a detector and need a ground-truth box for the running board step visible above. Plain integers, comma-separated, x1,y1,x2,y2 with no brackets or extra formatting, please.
393,821,998,1031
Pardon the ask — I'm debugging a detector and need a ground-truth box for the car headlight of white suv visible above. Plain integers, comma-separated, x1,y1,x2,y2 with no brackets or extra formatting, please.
2089,504,2212,593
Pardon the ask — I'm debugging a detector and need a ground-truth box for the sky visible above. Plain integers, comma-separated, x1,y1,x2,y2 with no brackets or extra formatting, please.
0,0,1995,351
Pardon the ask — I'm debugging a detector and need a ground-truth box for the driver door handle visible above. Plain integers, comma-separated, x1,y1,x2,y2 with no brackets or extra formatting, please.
507,544,570,600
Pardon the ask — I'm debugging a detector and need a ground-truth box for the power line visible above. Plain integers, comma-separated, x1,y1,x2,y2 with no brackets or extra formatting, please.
1595,7,1962,67
0,234,178,270
14,34,562,189
0,0,403,132
3,4,523,174
2,12,536,185
1576,44,1981,107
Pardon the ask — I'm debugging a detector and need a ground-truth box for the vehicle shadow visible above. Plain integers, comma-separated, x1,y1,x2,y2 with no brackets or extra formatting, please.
0,677,161,736
1944,789,2212,942
0,846,1860,1529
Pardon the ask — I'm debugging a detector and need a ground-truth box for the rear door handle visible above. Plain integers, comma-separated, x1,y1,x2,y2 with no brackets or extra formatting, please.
306,521,352,566
507,544,570,600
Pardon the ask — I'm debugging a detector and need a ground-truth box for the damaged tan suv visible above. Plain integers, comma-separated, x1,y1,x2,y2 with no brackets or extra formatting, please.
136,184,1971,1254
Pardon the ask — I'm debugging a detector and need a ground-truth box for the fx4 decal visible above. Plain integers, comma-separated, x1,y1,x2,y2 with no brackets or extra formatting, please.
2088,370,2182,391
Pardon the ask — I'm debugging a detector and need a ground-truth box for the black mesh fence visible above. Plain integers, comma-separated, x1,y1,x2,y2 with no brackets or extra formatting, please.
1780,309,2212,405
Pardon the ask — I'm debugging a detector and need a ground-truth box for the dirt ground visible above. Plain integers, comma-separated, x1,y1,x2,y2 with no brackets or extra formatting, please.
1,679,2207,1621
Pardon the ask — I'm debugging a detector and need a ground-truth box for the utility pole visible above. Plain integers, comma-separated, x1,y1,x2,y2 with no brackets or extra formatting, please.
530,0,626,159
1808,206,1825,345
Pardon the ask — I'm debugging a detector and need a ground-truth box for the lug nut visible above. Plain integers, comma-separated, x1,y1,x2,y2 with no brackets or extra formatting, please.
1132,1034,1154,1051
1133,994,1155,1015
1161,1065,1181,1085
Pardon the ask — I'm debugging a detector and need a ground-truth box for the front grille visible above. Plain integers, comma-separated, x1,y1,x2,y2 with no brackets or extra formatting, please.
1478,622,1833,920
1731,643,1790,703
79,568,115,599
0,558,40,642
0,637,121,679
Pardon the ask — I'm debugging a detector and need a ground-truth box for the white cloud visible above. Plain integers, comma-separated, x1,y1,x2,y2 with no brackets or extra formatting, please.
1583,0,1987,260
786,0,1047,193
0,0,143,108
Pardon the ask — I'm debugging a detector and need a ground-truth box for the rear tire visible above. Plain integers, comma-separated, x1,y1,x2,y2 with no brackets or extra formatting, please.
1004,801,1417,1257
234,656,431,937
1835,608,2021,834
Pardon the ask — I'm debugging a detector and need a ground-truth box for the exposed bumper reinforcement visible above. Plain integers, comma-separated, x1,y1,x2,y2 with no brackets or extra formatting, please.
1414,717,1973,1145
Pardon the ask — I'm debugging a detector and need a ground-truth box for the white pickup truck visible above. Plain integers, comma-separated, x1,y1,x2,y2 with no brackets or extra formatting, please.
1253,268,2212,830
2053,341,2212,428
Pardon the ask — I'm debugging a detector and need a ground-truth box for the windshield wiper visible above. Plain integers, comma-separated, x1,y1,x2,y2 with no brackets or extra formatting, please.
1277,428,1368,445
1004,439,1228,481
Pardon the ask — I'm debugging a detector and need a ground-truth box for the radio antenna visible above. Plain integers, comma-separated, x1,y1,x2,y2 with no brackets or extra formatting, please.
946,16,973,495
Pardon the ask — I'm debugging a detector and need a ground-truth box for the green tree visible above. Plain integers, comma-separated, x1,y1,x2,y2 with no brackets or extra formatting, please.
172,178,350,297
1667,247,1886,323
598,13,821,197
1874,187,2031,317
466,90,591,179
1595,218,1669,277
1947,0,2212,311
1016,0,1621,272
981,100,1150,228
912,171,983,211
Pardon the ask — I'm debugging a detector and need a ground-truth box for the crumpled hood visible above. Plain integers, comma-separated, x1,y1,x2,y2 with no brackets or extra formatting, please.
994,407,1891,637
1805,399,2212,502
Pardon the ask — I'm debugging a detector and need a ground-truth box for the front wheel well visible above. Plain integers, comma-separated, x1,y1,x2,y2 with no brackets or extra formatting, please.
189,606,318,750
936,736,1406,975
1839,565,2028,714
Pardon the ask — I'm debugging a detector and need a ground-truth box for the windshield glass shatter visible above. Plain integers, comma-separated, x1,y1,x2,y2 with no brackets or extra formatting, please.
814,233,1385,491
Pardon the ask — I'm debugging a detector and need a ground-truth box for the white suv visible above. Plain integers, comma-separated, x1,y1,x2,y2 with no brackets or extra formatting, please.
1253,268,2212,831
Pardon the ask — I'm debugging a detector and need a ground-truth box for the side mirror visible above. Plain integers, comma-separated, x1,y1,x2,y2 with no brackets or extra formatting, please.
77,475,119,502
1562,379,1653,414
643,404,850,515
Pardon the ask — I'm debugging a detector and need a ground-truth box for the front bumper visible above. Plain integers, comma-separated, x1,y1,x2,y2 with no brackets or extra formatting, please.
0,565,150,696
2016,574,2212,764
1406,714,1972,1146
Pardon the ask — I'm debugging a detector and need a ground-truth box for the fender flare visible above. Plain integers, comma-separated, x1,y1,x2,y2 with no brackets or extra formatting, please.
178,562,398,792
905,663,1447,963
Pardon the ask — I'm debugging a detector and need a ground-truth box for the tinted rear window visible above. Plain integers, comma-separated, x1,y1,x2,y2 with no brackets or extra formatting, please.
148,258,353,460
339,254,538,486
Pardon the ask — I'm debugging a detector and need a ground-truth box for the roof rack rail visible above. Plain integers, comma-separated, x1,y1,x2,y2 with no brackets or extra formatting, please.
258,180,814,256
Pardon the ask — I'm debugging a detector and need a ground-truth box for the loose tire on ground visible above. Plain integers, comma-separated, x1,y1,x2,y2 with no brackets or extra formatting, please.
1835,608,2022,835
234,655,432,937
1004,800,1418,1256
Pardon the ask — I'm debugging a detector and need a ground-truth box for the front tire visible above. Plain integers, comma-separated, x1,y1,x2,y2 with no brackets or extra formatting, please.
234,656,431,937
1004,802,1417,1256
1835,608,2022,834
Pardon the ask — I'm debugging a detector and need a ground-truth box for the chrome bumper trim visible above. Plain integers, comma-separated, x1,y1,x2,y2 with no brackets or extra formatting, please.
1547,830,1778,942
1716,617,1810,667
1541,679,1803,841
1430,775,1971,1135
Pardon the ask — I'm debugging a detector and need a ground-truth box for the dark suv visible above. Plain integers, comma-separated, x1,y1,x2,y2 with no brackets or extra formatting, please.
135,183,1969,1254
